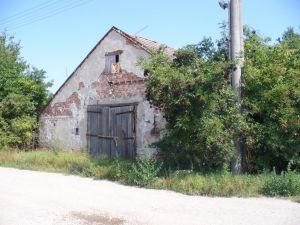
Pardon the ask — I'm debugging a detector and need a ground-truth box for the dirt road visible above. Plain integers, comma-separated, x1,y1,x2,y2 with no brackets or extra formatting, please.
0,167,299,225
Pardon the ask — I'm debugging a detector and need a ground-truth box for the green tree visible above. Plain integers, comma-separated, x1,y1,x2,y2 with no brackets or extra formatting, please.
243,27,300,172
0,32,52,148
141,26,300,173
140,37,246,172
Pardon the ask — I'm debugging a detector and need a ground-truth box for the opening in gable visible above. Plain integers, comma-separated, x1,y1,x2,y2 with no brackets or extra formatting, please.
105,50,123,74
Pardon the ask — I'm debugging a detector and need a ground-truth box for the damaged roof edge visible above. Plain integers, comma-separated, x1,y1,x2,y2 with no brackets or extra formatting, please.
40,26,175,115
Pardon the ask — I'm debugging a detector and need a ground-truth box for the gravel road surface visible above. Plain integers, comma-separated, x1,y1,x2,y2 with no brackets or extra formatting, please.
0,167,299,225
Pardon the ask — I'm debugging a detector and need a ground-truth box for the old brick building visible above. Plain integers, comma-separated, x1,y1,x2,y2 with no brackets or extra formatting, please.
39,27,175,159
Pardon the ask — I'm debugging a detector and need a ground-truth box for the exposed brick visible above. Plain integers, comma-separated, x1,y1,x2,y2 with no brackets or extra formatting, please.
78,81,85,89
42,92,80,117
90,72,146,99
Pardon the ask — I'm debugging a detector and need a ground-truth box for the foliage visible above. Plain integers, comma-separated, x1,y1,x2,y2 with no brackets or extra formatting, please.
109,156,132,181
140,26,300,173
68,159,94,177
0,32,52,148
127,157,161,186
152,170,265,197
243,27,300,172
0,148,92,173
140,32,246,172
11,116,38,147
262,169,300,196
1,149,300,198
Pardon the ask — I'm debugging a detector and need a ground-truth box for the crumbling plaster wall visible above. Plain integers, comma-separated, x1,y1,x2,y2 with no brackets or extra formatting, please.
39,30,165,157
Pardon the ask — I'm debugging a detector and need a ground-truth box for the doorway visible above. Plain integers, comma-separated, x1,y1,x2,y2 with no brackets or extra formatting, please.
87,104,136,159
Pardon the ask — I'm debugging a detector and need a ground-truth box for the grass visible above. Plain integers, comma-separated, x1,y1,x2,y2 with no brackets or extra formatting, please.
151,172,266,197
0,148,130,180
0,148,300,198
0,148,92,173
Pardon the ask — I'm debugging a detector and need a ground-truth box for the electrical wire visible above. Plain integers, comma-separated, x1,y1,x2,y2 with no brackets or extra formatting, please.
0,0,63,25
5,0,86,28
1,0,94,31
1,0,87,27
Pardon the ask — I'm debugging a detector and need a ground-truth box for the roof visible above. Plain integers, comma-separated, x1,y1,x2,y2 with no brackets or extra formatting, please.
41,26,175,114
131,36,175,58
112,26,176,57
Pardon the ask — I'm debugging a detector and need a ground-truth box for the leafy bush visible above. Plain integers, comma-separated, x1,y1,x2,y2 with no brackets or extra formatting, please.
140,37,246,172
140,26,300,173
127,158,161,186
243,27,300,172
0,33,52,149
11,115,38,148
108,157,132,181
262,170,300,196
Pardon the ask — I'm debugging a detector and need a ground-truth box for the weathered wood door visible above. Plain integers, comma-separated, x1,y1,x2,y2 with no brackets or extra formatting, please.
87,104,136,159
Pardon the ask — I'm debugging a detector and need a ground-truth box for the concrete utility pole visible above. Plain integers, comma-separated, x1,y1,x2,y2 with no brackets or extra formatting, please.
218,0,244,174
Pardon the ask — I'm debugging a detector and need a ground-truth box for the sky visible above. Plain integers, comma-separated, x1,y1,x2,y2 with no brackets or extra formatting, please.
0,0,299,93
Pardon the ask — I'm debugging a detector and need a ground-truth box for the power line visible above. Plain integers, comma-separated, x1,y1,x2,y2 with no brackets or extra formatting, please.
7,0,94,31
1,0,87,27
134,26,149,36
0,0,61,25
1,0,94,31
4,0,87,28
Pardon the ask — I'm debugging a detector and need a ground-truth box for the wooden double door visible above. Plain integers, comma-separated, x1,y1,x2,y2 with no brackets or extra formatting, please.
87,104,136,159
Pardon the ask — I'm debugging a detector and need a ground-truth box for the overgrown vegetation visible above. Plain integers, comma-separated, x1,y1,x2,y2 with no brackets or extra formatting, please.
140,26,300,173
140,37,243,172
0,33,52,148
0,26,299,198
262,169,300,197
0,149,299,198
127,157,161,186
243,27,300,172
